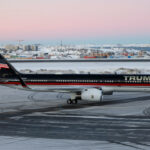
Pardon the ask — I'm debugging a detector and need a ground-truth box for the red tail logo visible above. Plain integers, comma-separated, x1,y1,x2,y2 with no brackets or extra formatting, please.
0,64,9,69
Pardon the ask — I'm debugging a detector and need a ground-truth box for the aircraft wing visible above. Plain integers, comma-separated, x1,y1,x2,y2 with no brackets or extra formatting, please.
27,87,83,93
21,86,99,93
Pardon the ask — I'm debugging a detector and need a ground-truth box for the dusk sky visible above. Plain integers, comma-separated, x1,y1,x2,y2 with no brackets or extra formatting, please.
0,0,150,45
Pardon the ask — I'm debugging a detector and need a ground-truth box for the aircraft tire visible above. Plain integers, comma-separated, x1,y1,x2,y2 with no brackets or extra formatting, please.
72,99,78,104
67,99,72,104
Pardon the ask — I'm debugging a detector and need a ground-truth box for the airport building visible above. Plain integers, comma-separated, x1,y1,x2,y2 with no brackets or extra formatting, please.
23,45,38,51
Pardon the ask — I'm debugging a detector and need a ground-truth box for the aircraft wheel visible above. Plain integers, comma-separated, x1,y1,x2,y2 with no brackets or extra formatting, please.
67,99,72,104
72,99,78,104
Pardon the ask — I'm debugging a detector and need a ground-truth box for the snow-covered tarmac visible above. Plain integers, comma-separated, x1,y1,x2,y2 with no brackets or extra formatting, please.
1,86,150,149
12,61,150,74
0,85,150,116
1,136,149,150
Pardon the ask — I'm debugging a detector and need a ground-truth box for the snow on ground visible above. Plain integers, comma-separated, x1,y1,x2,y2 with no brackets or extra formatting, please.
0,136,148,150
0,86,66,113
12,62,150,74
0,85,150,117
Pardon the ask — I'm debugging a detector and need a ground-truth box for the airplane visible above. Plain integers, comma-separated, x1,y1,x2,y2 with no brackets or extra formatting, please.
0,54,150,104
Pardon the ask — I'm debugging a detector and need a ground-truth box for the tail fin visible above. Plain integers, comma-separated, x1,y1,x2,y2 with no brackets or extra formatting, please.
0,54,28,88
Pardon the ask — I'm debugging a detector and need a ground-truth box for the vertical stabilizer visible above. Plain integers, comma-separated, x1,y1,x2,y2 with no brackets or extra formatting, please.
0,54,28,88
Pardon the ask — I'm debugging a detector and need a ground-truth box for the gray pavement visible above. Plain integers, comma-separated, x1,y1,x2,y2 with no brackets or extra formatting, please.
1,86,150,149
0,136,148,150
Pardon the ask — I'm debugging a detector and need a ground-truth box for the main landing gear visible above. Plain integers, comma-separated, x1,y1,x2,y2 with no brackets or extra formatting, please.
67,93,81,104
67,99,78,104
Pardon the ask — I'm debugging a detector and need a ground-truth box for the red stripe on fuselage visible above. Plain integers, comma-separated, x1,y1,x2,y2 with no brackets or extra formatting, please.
1,82,150,86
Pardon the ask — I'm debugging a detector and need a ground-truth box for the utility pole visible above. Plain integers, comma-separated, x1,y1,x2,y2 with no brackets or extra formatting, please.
18,40,24,45
17,40,24,49
60,40,63,51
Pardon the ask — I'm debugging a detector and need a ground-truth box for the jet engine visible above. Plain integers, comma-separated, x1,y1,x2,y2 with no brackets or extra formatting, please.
81,88,103,102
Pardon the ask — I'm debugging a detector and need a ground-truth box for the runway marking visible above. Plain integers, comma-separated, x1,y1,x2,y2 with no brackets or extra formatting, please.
27,113,150,121
108,140,145,150
28,114,111,119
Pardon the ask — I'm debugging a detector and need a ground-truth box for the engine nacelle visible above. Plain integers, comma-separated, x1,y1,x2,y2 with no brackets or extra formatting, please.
81,88,103,102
